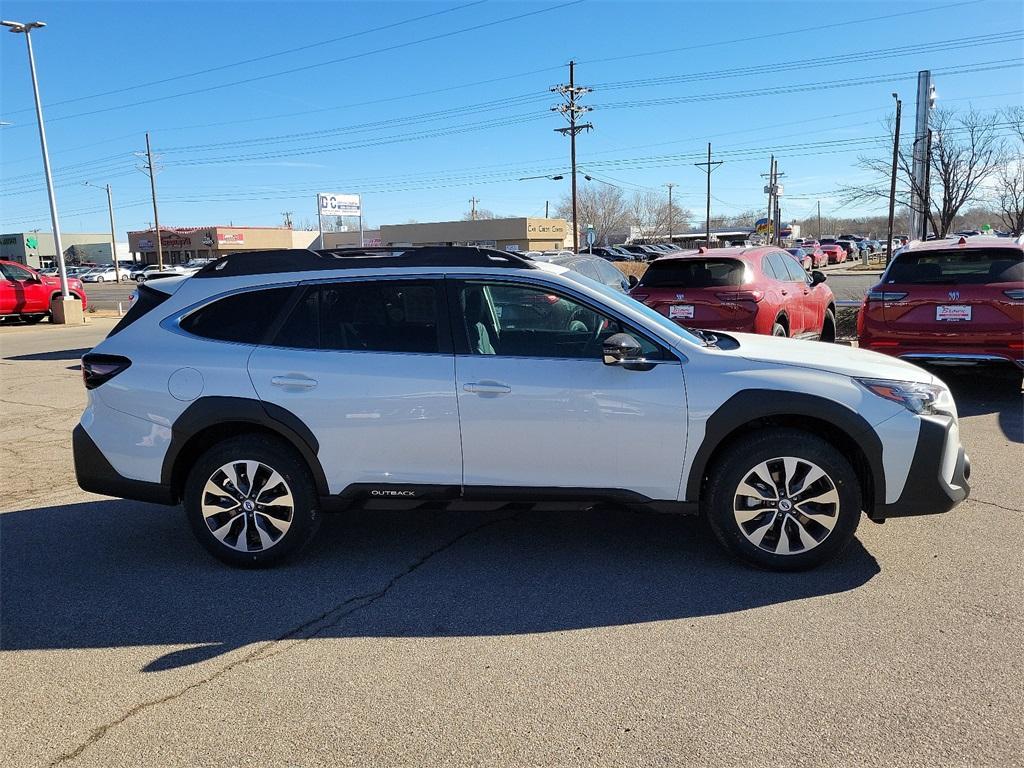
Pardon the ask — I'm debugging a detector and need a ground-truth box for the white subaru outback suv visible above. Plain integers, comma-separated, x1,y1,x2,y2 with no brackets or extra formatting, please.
74,247,970,570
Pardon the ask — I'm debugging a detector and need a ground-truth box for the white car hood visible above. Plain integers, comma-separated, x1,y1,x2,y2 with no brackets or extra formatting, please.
726,332,935,383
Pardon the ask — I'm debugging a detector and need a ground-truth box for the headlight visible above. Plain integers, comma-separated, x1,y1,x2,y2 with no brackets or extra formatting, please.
855,377,955,416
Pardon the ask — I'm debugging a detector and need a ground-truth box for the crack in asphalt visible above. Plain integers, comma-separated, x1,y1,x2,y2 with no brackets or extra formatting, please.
48,511,517,767
970,497,1023,514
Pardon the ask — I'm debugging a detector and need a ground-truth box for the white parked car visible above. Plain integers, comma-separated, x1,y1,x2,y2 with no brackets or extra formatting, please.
74,246,969,569
81,265,129,283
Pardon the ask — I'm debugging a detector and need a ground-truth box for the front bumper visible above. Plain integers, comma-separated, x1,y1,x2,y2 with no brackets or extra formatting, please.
73,424,176,505
870,416,970,520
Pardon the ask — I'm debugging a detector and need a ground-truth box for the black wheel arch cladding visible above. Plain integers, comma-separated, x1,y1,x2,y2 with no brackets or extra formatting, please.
161,396,329,496
685,389,885,508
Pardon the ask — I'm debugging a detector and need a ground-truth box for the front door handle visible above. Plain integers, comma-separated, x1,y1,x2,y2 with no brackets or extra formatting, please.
464,381,511,395
271,374,318,390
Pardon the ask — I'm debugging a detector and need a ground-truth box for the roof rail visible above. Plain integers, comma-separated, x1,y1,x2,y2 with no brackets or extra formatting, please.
193,246,538,279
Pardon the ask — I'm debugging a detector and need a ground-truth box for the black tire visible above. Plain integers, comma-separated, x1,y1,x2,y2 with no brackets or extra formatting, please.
704,428,861,571
772,321,788,337
819,309,837,343
184,434,320,567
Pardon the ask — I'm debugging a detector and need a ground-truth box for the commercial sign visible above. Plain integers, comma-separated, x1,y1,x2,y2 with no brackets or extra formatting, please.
217,232,245,245
318,193,361,217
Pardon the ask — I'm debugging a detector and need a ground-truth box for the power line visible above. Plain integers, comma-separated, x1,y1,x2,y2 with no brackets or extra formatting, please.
4,1,584,126
1,1,489,115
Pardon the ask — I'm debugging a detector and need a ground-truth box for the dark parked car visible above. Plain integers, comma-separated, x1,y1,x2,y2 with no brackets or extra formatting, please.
549,253,635,293
589,246,634,262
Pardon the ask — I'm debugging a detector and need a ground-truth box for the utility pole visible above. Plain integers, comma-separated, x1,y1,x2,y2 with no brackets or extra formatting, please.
85,180,121,281
886,93,902,264
909,70,935,239
281,211,293,229
694,143,722,249
921,128,933,240
817,200,822,240
762,156,775,244
142,132,164,269
552,60,593,253
545,200,549,218
469,196,479,220
665,182,676,245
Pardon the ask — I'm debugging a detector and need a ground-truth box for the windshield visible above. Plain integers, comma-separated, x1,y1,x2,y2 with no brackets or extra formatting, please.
638,258,746,288
885,248,1023,285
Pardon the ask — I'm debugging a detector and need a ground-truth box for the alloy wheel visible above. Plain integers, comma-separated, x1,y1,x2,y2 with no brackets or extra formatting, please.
200,460,294,552
732,456,840,555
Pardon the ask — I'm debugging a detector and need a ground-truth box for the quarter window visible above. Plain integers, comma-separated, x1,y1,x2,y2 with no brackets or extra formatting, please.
181,287,293,344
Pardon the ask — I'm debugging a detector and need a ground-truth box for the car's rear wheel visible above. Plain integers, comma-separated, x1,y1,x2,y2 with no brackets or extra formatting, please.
819,309,836,343
704,429,861,570
184,435,320,567
772,322,787,337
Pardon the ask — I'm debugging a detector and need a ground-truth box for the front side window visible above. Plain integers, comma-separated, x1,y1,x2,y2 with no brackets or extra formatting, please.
180,287,294,344
0,263,33,281
456,281,664,360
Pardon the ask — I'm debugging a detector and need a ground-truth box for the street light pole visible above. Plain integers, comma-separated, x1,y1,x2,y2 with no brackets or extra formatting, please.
85,181,120,283
665,182,676,246
1,19,69,301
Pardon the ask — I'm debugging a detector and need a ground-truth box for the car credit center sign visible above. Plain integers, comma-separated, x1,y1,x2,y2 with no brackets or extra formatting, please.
318,193,361,217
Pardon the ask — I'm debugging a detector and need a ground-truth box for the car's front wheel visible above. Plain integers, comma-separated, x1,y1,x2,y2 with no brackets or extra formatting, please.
184,435,320,567
704,429,861,570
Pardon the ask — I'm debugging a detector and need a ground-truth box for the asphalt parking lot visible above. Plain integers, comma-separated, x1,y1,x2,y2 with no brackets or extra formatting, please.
1,318,1021,768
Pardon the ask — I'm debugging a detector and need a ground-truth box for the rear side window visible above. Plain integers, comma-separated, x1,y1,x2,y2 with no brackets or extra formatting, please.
107,284,170,337
638,258,745,288
886,248,1024,285
773,251,808,282
180,287,294,344
319,280,441,353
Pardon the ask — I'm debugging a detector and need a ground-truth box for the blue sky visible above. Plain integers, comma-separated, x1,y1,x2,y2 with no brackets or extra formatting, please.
1,0,1021,235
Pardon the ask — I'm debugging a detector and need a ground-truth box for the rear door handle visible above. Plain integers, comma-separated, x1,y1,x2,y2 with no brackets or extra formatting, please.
464,381,511,395
271,374,318,390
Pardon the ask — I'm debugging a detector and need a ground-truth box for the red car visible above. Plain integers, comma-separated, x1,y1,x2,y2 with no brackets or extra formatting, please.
858,236,1024,370
804,246,829,268
630,246,837,340
0,260,88,323
819,244,847,264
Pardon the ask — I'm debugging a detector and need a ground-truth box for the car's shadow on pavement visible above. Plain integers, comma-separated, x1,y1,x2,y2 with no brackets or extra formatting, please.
927,366,1023,444
1,499,879,672
3,347,93,362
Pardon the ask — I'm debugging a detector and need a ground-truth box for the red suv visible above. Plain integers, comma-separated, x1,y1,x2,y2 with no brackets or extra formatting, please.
858,236,1024,370
0,260,88,323
629,246,837,340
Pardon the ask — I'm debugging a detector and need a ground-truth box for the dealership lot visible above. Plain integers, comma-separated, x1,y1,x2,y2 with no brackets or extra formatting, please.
1,318,1022,767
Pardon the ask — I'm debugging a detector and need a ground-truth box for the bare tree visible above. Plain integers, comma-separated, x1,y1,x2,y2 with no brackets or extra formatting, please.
844,108,1006,237
555,183,631,244
461,208,497,220
995,106,1024,235
626,190,692,241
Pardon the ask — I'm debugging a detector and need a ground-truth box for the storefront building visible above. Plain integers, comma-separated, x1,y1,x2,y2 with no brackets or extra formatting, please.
322,218,571,252
0,232,118,269
127,226,318,265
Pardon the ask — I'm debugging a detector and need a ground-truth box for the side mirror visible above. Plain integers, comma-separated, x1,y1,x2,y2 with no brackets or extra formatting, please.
603,332,643,365
810,270,827,286
627,274,639,288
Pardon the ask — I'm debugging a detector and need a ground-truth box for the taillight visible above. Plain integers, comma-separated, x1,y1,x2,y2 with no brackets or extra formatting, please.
81,353,131,390
1003,289,1024,300
718,290,763,303
866,290,908,302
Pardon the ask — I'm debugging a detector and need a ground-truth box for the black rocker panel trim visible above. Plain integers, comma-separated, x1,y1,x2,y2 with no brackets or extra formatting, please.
73,425,176,505
684,389,886,508
320,483,665,511
160,396,329,497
